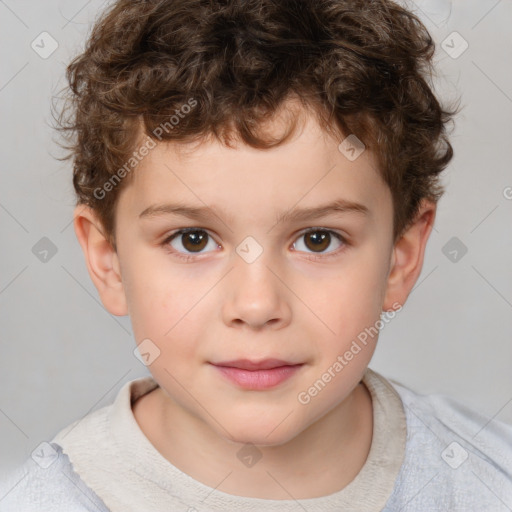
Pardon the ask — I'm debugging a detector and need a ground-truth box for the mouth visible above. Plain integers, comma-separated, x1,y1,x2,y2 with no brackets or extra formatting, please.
209,359,304,390
211,358,301,371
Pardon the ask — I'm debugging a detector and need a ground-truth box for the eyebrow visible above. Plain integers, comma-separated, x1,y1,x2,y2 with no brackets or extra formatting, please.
139,198,369,224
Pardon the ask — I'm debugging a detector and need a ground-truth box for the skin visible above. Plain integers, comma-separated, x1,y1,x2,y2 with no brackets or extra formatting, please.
73,100,435,499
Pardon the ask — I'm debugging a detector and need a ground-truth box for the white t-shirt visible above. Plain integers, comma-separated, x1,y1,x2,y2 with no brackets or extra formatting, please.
1,367,511,511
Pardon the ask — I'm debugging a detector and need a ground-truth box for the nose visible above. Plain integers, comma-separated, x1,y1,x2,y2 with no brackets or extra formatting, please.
221,253,292,331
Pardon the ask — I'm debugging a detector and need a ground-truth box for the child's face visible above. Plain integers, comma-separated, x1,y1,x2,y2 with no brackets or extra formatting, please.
77,104,431,446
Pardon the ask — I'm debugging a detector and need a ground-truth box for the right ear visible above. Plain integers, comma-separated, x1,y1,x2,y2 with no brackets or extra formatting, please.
73,205,128,316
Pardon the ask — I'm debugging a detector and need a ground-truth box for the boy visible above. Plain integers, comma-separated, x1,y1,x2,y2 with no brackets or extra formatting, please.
1,0,511,510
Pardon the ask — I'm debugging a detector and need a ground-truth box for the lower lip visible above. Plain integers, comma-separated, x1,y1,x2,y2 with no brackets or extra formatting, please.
212,364,303,390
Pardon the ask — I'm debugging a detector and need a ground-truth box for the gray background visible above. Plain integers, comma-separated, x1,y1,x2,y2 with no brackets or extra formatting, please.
1,0,511,478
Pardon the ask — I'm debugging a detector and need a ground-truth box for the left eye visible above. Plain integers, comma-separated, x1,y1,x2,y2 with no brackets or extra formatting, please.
292,229,345,255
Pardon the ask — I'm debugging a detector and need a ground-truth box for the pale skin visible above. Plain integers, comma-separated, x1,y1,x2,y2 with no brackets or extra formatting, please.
73,100,435,499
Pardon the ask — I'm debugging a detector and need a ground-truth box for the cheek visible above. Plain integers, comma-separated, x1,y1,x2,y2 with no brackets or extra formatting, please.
322,253,389,331
124,258,207,355
305,250,390,386
296,256,387,411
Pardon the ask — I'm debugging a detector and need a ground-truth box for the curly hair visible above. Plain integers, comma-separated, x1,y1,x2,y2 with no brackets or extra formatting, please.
54,0,460,248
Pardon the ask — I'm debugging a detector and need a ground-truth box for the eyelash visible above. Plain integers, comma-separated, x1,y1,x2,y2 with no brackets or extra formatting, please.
161,227,349,262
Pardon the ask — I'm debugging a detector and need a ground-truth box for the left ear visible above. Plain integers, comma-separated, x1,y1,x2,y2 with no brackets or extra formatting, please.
382,199,436,311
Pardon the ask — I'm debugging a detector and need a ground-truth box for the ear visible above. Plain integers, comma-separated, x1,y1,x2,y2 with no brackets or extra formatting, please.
73,205,128,316
382,200,436,311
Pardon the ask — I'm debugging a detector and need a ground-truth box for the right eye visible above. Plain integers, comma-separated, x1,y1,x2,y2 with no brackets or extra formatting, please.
162,228,220,259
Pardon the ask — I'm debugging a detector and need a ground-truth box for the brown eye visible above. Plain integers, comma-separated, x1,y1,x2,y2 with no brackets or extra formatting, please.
304,231,331,252
181,230,208,252
293,229,345,256
167,229,216,254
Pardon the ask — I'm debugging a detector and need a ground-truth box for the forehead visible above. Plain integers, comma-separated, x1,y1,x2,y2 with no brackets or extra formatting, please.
118,107,391,225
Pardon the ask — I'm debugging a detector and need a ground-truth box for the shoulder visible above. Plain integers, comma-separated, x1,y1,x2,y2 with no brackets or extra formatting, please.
383,377,512,510
392,378,512,464
0,443,109,512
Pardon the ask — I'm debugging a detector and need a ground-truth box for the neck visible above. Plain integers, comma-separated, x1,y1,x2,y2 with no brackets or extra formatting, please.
133,381,374,499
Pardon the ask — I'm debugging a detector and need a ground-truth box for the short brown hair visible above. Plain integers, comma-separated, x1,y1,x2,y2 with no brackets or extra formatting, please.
54,0,460,248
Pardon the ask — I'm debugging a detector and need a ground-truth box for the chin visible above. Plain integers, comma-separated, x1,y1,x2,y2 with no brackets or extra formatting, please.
216,416,302,448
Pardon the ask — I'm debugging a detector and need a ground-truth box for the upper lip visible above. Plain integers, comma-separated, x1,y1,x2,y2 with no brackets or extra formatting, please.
210,358,302,371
